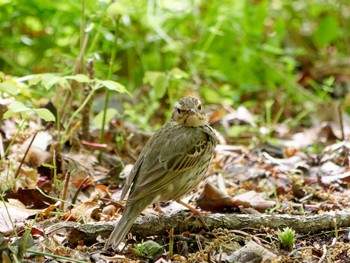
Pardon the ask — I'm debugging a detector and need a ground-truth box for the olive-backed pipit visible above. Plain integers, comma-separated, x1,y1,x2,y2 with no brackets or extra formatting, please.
105,97,218,250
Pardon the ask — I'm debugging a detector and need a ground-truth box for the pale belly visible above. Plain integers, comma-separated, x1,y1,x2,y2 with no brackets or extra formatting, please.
159,161,211,201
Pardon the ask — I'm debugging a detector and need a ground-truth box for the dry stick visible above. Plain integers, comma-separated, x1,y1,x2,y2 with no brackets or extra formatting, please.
60,171,71,211
0,133,4,159
70,210,350,244
317,244,327,263
15,132,38,178
338,103,345,140
71,176,90,206
74,32,90,77
81,59,94,141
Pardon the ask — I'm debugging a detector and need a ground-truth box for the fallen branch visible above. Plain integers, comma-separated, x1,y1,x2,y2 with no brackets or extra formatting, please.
66,210,350,245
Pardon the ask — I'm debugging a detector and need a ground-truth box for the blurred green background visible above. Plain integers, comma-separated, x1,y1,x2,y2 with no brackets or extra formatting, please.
1,0,349,128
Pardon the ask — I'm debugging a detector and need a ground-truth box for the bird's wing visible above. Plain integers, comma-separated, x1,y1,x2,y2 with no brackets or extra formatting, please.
119,124,170,200
127,125,216,203
119,154,144,201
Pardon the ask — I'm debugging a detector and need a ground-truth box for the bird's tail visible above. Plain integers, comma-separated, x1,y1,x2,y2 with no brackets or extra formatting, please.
104,199,147,251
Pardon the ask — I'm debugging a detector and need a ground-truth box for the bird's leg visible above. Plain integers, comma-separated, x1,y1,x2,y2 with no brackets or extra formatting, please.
155,201,165,223
155,201,164,214
176,200,207,227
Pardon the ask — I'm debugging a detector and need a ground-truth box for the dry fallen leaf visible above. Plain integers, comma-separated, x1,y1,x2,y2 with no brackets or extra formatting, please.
15,165,39,190
5,188,55,209
0,199,41,234
66,201,100,221
232,191,276,213
197,183,250,212
320,170,350,185
231,240,278,262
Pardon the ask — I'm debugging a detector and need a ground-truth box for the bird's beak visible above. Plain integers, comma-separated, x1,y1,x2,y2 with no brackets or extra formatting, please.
188,108,196,115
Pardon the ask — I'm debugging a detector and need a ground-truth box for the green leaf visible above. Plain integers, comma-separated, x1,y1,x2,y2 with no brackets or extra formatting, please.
168,68,188,80
64,74,91,83
23,73,61,90
96,80,129,94
313,15,339,47
93,108,118,128
3,101,31,119
41,163,56,169
41,75,62,90
200,86,221,103
3,110,14,119
0,81,19,95
143,71,168,99
107,1,133,18
260,44,284,55
33,108,56,122
229,125,251,138
7,101,30,113
137,240,163,258
1,183,8,192
26,75,44,86
3,101,55,121
19,74,69,90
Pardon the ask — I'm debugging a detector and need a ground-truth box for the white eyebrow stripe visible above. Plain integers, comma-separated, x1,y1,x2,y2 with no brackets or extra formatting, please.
174,102,181,108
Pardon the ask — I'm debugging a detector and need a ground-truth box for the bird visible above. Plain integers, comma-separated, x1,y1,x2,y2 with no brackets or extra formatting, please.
104,97,218,250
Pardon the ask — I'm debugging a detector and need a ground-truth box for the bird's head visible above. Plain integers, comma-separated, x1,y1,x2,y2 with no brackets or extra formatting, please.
171,97,207,127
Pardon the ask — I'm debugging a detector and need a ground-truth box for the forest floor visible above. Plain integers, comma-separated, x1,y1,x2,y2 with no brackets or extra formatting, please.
1,101,350,263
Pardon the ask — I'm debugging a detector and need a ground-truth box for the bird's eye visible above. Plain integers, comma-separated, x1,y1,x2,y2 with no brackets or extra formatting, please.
176,108,182,114
198,104,202,111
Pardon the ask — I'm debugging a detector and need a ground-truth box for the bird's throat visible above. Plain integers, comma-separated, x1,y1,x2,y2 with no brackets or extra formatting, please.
183,114,205,127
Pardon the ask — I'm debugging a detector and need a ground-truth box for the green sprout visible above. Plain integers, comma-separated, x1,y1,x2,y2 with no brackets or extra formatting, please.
277,227,296,251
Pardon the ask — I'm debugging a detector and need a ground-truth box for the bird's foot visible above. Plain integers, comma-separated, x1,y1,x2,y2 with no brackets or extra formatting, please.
176,199,208,227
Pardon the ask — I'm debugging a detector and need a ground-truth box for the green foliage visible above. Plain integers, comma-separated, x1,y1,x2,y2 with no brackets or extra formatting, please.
93,108,119,128
277,227,296,251
135,240,163,258
4,101,55,121
0,0,348,126
0,72,127,149
309,76,335,102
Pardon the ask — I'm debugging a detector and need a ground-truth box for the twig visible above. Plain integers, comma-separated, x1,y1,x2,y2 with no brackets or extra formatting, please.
26,249,87,263
338,103,345,140
81,59,94,141
317,244,327,263
60,171,71,211
68,210,350,244
15,132,38,178
0,133,4,159
71,176,90,206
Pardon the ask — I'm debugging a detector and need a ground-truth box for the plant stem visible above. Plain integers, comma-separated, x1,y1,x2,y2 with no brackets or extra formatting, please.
0,194,17,237
26,249,87,263
15,132,37,178
99,18,120,161
64,89,97,140
2,116,27,160
168,228,174,257
80,0,86,54
35,186,71,204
